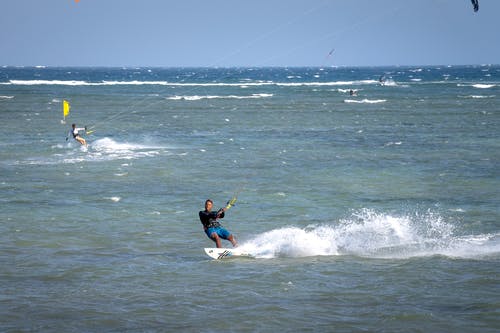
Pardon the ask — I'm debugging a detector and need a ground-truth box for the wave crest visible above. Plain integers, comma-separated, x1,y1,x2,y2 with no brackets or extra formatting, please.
344,99,387,104
166,93,273,101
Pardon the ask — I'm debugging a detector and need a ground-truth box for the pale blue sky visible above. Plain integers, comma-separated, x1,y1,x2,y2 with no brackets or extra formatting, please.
1,0,498,67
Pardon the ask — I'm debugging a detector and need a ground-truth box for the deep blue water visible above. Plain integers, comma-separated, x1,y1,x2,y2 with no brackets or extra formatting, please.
1,66,499,332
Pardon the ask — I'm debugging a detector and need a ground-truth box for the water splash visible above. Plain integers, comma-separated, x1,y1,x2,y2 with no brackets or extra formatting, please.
239,209,500,260
67,138,164,162
17,138,168,166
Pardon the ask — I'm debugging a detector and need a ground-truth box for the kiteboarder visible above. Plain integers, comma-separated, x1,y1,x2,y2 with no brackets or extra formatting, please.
379,75,386,86
199,199,237,248
67,123,87,146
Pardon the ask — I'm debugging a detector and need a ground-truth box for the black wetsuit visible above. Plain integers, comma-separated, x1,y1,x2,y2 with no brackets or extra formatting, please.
199,210,224,229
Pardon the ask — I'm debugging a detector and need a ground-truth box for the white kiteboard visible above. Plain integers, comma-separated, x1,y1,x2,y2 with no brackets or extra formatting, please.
204,248,253,260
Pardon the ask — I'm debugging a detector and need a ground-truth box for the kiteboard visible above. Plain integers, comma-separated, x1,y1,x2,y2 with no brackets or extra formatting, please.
204,247,253,260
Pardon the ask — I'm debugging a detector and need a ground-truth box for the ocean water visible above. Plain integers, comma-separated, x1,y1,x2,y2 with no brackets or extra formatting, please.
0,66,499,332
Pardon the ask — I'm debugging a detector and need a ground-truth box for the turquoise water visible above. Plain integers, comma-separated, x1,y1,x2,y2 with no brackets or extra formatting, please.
1,66,499,332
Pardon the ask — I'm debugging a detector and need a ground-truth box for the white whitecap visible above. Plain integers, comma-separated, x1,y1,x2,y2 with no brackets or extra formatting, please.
472,84,495,89
344,99,386,104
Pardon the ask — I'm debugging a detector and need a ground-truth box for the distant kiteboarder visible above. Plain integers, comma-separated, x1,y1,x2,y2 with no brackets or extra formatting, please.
471,0,479,12
379,75,386,86
67,123,88,146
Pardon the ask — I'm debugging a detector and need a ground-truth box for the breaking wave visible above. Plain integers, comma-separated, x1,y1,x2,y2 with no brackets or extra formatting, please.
1,79,380,87
166,93,273,101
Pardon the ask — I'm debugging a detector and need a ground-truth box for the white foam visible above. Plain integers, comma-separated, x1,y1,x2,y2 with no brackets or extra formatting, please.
472,84,495,89
25,138,168,165
5,80,90,86
344,99,387,104
166,93,273,101
239,226,338,259
459,95,495,99
1,79,380,87
277,80,378,87
104,196,121,202
384,141,403,146
239,209,500,260
85,138,163,161
0,80,170,86
92,137,149,151
380,79,398,86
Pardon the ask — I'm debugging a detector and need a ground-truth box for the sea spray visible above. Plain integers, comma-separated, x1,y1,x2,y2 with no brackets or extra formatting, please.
240,209,499,259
